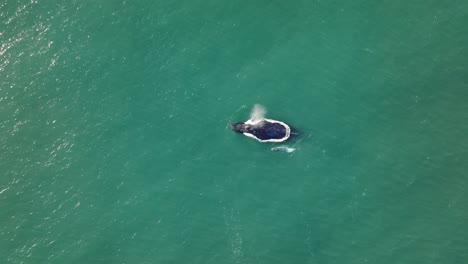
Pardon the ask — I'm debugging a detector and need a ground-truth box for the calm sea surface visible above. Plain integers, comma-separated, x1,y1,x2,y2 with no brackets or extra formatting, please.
1,1,468,263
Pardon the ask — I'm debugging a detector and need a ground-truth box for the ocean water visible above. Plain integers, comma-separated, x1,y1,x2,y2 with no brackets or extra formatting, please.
1,1,468,263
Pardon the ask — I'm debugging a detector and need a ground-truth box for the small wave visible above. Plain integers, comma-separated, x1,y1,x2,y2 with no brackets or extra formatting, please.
271,146,296,153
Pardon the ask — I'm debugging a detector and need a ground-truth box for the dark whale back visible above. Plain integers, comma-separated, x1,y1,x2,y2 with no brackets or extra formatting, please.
247,121,287,140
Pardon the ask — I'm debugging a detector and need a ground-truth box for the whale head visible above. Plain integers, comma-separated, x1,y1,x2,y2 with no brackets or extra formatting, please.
229,122,250,133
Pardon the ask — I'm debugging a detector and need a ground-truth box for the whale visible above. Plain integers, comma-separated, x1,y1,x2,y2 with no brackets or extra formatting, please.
229,118,291,143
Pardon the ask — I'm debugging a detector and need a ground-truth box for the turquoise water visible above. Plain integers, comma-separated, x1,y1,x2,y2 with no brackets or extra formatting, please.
2,1,468,263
